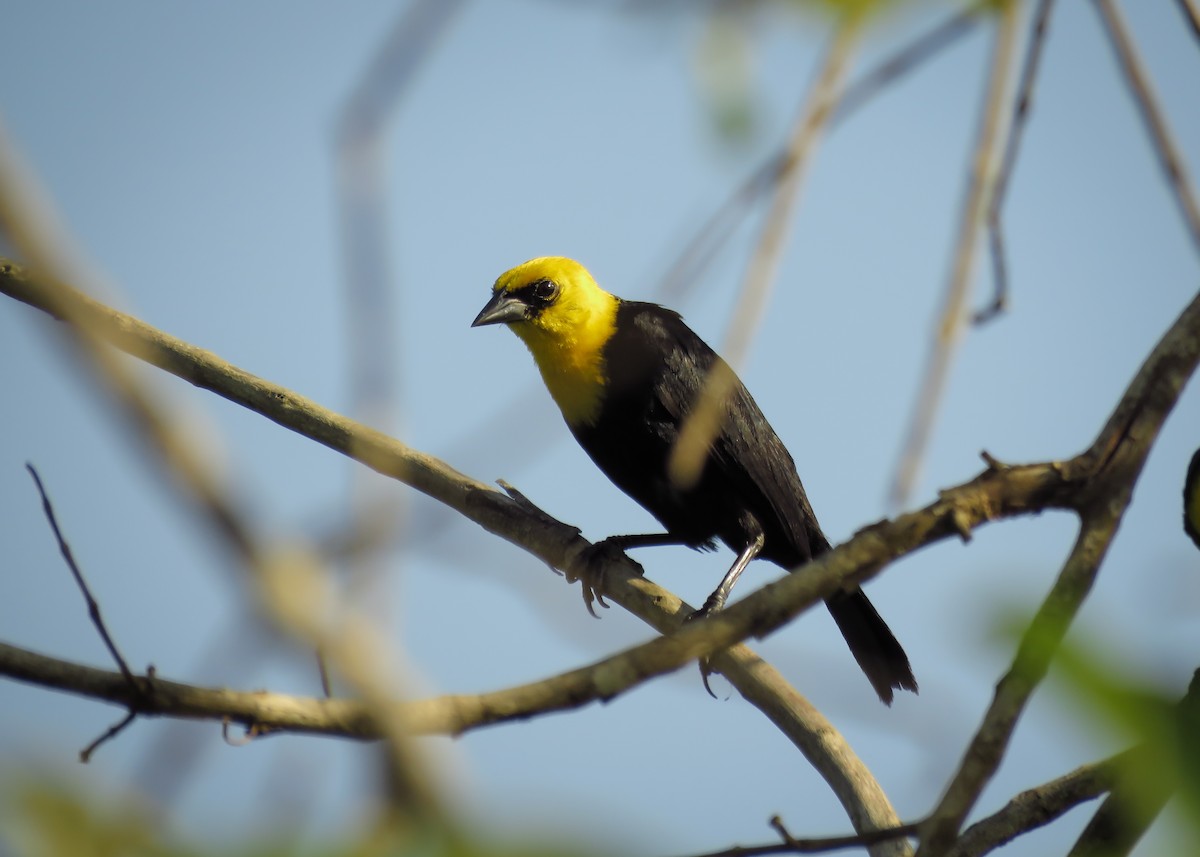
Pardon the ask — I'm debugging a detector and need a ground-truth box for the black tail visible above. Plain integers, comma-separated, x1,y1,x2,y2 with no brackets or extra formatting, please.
825,587,917,705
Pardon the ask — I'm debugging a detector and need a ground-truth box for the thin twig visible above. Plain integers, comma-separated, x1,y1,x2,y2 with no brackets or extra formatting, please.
79,710,137,763
25,462,136,687
317,648,333,698
661,2,986,301
1094,0,1200,255
674,818,922,857
978,0,1057,325
889,2,1022,510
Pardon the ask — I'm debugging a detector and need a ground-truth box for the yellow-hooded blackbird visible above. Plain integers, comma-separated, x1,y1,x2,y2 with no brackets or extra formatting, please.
472,256,917,704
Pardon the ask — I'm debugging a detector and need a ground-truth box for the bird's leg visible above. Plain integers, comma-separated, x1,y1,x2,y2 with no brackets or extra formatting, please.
688,531,764,698
690,531,765,620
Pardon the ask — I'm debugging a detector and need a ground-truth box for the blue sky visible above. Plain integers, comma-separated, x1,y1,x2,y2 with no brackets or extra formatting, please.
1,2,1198,854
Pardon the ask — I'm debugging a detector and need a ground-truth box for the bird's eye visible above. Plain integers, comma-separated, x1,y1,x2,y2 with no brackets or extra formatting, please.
527,279,559,306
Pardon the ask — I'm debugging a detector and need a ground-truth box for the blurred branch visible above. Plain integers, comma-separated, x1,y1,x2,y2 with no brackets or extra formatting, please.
661,1,987,300
1094,0,1200,256
833,1,987,122
337,0,464,413
889,1,1022,510
1176,0,1200,43
1066,670,1200,857
0,137,442,826
979,0,1057,325
332,0,466,561
669,16,863,489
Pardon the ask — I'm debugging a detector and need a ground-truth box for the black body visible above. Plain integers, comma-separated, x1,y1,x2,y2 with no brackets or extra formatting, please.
572,300,916,703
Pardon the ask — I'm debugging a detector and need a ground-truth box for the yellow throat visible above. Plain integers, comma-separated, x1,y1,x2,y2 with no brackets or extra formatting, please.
493,257,620,426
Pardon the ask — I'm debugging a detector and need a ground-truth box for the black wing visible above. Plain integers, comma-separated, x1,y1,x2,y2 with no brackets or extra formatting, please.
581,300,823,564
585,301,916,702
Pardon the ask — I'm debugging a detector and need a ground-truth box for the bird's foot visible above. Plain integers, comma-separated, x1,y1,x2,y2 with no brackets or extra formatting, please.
566,537,644,619
683,595,727,699
685,590,726,623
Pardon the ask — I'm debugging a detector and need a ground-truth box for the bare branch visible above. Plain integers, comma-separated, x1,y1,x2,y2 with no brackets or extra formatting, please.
0,641,374,737
1094,0,1200,255
918,514,1121,855
949,753,1126,857
4,263,1199,853
890,3,1022,510
0,252,905,837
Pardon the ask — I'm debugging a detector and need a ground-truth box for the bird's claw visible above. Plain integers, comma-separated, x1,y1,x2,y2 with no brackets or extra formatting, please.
566,537,644,619
683,600,725,699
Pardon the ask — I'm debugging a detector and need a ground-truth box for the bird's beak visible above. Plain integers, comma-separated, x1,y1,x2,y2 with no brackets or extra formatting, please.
471,290,528,327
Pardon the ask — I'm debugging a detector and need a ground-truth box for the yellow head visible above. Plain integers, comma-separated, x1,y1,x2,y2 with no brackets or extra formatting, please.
472,257,620,426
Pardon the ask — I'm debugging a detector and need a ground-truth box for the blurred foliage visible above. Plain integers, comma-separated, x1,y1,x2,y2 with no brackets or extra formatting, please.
1051,644,1200,841
2,779,602,857
685,0,990,147
993,599,1200,850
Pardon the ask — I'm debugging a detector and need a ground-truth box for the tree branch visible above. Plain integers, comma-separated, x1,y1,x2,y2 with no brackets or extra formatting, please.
914,277,1200,853
0,256,910,849
3,262,1199,855
979,0,1057,325
1094,0,1200,255
947,752,1126,857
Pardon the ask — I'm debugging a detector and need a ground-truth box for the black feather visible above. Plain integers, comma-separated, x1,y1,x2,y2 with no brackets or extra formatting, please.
572,300,917,703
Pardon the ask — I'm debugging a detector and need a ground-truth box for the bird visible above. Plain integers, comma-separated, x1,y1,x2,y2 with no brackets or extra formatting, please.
471,256,917,704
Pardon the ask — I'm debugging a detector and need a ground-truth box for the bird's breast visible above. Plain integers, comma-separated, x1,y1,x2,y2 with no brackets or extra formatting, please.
536,352,607,426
